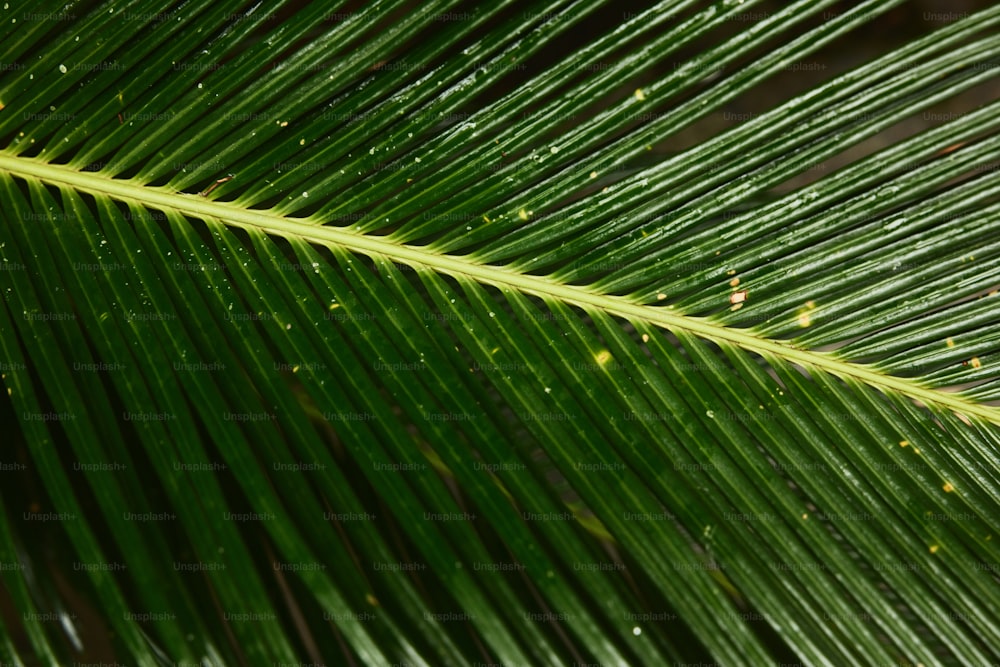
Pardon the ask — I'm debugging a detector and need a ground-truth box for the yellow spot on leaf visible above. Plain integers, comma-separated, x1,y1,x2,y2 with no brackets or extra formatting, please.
899,440,909,447
518,208,529,221
970,357,981,369
419,441,453,478
656,293,666,301
595,350,612,366
641,333,649,343
802,513,808,520
366,594,379,606
634,88,646,101
796,302,816,328
729,277,740,287
729,290,748,305
929,545,939,554
943,482,954,493
946,338,954,348
482,214,491,223
590,171,597,179
571,505,615,542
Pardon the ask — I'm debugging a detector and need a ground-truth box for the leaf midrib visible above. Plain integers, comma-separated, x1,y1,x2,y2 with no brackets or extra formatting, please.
4,153,998,426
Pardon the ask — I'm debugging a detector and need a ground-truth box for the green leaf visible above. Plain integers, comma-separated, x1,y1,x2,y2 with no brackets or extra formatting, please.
2,1,999,664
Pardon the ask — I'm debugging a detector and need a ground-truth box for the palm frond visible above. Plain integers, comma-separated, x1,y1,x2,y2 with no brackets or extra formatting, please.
1,1,998,665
